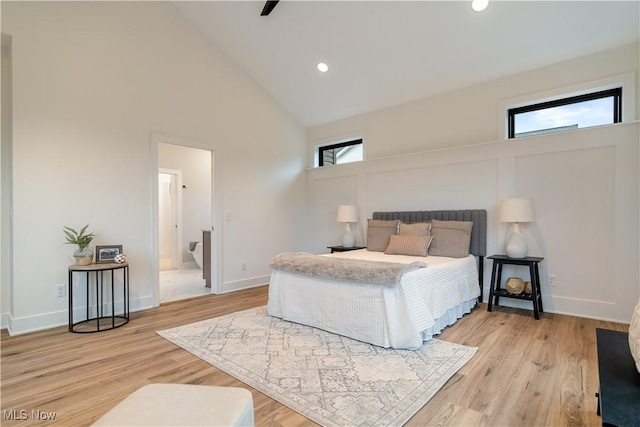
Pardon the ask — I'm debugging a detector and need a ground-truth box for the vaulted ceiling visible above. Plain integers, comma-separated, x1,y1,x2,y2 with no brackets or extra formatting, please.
174,1,640,126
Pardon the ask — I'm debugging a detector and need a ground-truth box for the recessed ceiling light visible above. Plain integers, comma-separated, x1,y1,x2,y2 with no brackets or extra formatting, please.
317,62,329,73
471,0,489,12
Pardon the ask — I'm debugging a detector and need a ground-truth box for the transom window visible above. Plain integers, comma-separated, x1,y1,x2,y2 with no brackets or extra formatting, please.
318,139,363,167
508,88,622,138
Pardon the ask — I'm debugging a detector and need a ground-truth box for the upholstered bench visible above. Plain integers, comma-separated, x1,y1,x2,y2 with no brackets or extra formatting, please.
92,384,254,426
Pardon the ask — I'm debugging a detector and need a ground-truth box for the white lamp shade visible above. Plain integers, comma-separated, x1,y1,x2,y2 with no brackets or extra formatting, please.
500,198,535,223
337,205,359,223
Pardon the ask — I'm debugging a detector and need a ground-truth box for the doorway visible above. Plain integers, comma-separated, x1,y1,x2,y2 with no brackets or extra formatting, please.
151,133,220,306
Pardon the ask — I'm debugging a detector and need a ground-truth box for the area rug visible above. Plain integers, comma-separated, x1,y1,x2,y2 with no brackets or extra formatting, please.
157,306,476,427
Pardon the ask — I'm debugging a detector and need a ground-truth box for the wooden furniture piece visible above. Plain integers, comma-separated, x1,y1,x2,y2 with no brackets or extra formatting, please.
487,254,543,319
327,245,366,253
68,262,129,333
595,328,640,427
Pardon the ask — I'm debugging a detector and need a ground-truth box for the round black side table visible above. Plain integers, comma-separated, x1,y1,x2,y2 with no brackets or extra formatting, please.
68,262,129,333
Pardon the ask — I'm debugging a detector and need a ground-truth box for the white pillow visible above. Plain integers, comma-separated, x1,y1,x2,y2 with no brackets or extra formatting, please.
630,298,640,373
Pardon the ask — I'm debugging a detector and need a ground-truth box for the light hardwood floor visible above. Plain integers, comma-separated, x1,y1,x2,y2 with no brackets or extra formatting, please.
1,285,627,426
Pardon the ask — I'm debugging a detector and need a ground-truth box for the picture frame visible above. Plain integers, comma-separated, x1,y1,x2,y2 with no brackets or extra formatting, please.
95,245,123,264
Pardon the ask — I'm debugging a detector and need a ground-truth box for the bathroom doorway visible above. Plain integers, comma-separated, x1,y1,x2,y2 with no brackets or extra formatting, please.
152,134,218,305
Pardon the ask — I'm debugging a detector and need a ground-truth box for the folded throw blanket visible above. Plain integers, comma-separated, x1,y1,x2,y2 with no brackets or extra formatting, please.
269,252,427,287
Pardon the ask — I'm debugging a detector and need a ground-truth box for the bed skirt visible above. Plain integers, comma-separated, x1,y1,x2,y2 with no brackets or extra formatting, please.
419,298,476,341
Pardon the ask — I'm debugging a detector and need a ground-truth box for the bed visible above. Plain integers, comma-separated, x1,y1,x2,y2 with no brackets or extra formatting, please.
267,210,487,350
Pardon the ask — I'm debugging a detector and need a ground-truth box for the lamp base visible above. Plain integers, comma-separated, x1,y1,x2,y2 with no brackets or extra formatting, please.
506,224,528,258
342,223,355,248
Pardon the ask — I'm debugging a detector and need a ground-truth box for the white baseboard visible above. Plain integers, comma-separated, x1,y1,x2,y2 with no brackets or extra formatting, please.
483,290,632,324
221,275,269,294
1,312,10,331
2,295,154,336
1,277,266,334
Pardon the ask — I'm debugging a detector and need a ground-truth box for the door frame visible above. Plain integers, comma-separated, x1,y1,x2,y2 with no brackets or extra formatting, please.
150,131,222,307
158,168,183,270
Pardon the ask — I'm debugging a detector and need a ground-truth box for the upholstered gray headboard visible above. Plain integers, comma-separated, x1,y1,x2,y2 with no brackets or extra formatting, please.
372,209,487,300
372,209,487,257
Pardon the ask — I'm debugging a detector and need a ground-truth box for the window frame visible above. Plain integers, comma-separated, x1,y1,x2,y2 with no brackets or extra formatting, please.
507,87,622,139
318,138,363,167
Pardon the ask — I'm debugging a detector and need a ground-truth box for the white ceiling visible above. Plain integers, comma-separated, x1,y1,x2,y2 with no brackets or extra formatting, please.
173,1,640,126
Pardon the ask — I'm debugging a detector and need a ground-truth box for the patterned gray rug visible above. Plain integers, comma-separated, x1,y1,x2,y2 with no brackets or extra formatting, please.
157,306,477,427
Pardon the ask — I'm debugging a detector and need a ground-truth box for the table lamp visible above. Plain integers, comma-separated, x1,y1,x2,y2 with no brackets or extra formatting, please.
337,205,359,248
500,198,535,258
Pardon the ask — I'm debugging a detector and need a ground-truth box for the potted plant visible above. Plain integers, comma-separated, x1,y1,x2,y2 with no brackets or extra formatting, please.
63,224,96,265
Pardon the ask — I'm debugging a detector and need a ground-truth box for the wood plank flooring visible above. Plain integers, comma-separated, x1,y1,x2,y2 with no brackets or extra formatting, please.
1,285,628,426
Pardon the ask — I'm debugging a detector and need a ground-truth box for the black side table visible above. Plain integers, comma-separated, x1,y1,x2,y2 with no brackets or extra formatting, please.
487,254,544,319
68,262,130,333
327,245,366,253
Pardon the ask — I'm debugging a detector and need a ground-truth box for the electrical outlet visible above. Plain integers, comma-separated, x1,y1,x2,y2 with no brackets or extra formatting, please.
55,284,66,297
547,274,555,287
241,262,247,271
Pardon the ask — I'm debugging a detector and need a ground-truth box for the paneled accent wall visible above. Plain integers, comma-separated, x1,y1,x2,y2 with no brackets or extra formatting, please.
516,147,616,313
306,122,639,322
365,160,498,213
311,175,358,254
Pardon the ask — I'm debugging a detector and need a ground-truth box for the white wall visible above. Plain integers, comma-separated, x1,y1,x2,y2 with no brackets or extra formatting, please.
1,1,307,334
158,143,212,264
1,34,13,326
307,122,639,322
307,42,639,163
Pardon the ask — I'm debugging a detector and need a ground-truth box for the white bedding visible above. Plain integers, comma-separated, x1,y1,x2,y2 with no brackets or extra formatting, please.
267,249,480,349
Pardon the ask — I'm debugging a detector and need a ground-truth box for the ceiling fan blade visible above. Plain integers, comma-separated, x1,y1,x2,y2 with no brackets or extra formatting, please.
260,1,279,16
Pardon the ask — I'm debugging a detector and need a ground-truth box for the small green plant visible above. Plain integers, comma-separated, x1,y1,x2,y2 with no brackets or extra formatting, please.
63,224,95,250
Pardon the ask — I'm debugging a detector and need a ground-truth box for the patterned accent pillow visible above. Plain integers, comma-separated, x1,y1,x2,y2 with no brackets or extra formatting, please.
399,221,431,236
384,235,433,257
429,219,474,258
630,298,640,373
366,219,399,252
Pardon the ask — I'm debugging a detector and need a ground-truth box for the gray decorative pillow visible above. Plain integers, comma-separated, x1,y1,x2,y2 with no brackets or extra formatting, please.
630,298,640,373
366,219,399,252
428,219,473,258
399,222,431,236
385,235,433,257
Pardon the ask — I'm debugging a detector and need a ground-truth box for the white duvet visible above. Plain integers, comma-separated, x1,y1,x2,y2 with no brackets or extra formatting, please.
267,249,480,349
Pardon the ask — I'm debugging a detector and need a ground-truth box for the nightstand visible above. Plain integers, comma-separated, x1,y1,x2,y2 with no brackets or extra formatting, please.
487,254,544,319
68,262,130,333
327,245,366,254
